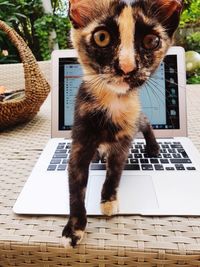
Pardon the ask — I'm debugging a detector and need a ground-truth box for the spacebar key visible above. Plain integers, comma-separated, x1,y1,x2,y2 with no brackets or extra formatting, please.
90,164,106,170
124,164,140,170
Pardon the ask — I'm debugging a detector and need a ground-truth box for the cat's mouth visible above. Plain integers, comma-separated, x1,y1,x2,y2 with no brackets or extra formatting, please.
106,75,147,93
106,80,130,94
124,76,146,88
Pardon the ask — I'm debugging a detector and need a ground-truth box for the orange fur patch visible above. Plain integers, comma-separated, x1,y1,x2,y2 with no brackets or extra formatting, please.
118,6,136,74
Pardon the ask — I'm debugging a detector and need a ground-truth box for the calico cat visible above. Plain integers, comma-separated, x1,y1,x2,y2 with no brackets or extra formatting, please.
62,0,183,247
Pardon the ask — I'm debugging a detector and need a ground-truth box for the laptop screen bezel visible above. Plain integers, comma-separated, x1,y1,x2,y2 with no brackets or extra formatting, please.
51,47,187,139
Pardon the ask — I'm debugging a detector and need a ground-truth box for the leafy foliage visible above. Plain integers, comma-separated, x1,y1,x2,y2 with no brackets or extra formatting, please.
187,70,200,84
186,32,200,53
34,14,70,60
0,0,70,62
178,0,200,83
180,0,200,27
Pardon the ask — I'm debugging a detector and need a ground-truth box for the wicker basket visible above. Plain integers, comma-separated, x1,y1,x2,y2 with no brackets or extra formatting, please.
0,20,50,130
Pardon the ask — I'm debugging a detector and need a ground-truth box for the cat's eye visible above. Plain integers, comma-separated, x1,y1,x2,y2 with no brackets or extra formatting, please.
93,30,111,47
142,34,160,50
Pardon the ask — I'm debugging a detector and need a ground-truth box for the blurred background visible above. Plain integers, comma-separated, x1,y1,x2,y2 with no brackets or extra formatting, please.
0,0,199,84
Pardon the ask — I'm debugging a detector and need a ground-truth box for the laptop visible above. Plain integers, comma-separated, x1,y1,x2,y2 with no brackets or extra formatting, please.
13,47,200,216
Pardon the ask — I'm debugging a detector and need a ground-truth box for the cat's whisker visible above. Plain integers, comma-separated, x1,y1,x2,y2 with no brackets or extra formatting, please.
146,79,175,128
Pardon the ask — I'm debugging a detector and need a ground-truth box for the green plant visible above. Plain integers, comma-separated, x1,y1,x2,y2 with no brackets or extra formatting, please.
34,14,70,60
0,0,71,62
180,0,200,27
0,1,27,63
187,69,200,84
178,0,200,84
186,32,200,53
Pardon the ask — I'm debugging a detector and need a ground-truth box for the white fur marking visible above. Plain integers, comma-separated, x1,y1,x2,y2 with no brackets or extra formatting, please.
61,237,73,249
61,230,84,248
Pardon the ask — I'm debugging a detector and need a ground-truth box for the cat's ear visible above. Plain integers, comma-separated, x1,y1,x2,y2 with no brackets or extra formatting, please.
69,0,92,28
153,0,183,36
157,0,183,18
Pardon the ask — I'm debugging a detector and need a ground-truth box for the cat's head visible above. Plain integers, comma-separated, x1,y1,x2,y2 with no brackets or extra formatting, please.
69,0,183,94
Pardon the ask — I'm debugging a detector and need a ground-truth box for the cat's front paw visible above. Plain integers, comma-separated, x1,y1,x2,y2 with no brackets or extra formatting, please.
146,141,160,157
62,218,86,248
101,200,119,216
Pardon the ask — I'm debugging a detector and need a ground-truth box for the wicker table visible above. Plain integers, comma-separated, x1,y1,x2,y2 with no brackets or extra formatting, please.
1,84,200,267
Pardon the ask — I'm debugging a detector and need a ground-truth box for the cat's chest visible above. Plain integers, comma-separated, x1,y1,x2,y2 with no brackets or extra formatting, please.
103,93,140,127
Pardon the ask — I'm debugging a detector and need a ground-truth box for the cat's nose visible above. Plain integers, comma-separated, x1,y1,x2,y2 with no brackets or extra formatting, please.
119,60,136,74
119,52,137,74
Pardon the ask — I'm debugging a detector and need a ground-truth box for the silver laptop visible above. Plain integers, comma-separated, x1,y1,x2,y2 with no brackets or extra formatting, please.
13,47,200,216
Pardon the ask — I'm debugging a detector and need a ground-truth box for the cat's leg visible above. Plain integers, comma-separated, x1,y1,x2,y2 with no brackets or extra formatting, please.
100,138,131,216
62,141,97,248
139,113,160,157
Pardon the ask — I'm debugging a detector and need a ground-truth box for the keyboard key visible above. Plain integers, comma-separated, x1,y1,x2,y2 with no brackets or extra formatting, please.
162,145,170,148
130,159,139,164
187,167,196,170
176,148,189,158
160,149,167,153
62,159,69,164
166,167,175,171
131,149,139,153
57,144,65,149
140,159,149,164
172,153,181,158
163,154,172,158
170,159,192,164
65,144,71,148
150,158,159,164
53,154,68,158
175,164,185,170
50,159,61,164
177,149,185,153
170,145,183,149
47,165,57,171
101,158,107,163
124,164,140,170
141,164,153,170
154,165,164,170
160,159,169,164
168,149,176,153
55,149,67,153
128,154,133,158
180,152,189,158
57,165,67,171
90,164,106,170
134,154,143,158
135,145,142,149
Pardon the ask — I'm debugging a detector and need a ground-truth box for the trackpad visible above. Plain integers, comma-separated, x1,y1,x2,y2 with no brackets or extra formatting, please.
86,175,158,215
119,175,159,214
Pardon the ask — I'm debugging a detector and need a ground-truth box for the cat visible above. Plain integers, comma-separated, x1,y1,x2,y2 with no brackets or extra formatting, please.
62,0,183,247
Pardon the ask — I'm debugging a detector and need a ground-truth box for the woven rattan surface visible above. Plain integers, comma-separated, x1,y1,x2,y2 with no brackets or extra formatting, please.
1,84,200,266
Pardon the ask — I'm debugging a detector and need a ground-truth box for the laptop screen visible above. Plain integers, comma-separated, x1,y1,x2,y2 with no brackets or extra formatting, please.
59,55,179,131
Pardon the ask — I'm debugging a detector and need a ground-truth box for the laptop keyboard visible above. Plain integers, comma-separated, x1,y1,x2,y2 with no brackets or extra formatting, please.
47,141,196,172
